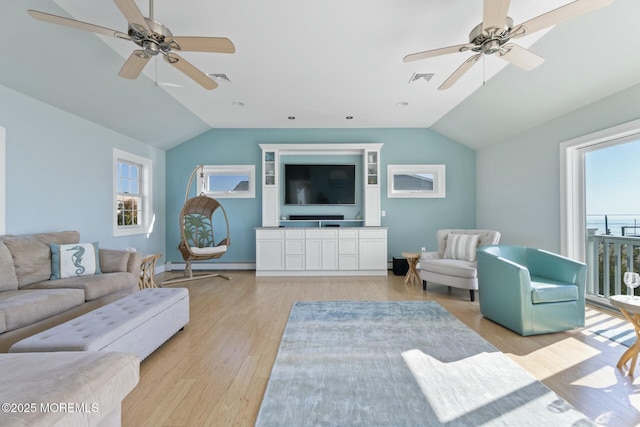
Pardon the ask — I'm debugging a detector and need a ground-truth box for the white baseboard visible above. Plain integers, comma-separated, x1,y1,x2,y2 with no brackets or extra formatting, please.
164,262,256,272
162,261,392,273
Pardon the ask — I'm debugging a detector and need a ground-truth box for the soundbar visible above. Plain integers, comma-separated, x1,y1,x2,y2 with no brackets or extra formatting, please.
289,215,344,221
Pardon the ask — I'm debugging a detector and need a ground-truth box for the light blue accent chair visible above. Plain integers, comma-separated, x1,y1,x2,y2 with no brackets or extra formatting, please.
476,245,587,336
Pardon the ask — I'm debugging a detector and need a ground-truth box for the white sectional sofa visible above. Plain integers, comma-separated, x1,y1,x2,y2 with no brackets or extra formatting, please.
0,351,139,426
0,231,140,352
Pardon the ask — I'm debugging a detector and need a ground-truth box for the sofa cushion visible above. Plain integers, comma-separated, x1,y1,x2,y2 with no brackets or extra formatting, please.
0,241,18,292
22,272,138,301
50,242,101,279
421,259,477,279
99,248,129,273
3,231,80,287
0,289,85,332
530,275,579,304
443,233,479,262
0,351,139,427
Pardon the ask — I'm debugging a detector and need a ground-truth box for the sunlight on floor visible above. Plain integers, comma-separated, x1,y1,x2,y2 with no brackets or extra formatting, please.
571,365,620,388
513,337,601,376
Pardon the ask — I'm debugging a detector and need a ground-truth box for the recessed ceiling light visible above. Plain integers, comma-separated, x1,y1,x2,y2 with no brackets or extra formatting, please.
396,102,409,108
232,101,245,107
346,116,353,120
288,116,295,120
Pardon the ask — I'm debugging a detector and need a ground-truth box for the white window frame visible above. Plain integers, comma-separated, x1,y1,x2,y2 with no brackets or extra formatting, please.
560,118,640,260
113,149,153,237
198,165,255,198
387,164,446,198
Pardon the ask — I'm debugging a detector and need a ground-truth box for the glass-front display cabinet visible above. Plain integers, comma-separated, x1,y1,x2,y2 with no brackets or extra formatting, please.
264,151,276,186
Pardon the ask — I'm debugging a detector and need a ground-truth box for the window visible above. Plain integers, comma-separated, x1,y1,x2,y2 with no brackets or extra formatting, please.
387,164,446,198
198,165,255,198
561,118,640,259
113,149,152,236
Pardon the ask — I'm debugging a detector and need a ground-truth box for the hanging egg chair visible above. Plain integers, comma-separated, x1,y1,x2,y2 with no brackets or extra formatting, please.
163,165,230,285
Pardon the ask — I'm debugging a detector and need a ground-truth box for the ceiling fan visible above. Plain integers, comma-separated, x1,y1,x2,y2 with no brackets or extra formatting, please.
28,0,235,90
403,0,614,90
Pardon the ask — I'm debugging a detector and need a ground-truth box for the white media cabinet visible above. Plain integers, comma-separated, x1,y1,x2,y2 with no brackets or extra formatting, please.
256,143,386,276
255,227,387,276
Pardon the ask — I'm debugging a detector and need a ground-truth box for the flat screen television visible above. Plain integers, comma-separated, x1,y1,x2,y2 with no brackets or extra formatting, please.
284,164,356,205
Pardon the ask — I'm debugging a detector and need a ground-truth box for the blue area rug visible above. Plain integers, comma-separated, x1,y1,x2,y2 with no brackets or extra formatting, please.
255,301,594,426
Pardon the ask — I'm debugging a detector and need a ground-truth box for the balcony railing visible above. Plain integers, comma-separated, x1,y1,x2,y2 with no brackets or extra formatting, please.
586,228,640,300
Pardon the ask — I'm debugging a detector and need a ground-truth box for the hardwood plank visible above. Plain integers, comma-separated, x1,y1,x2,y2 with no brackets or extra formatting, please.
121,271,640,426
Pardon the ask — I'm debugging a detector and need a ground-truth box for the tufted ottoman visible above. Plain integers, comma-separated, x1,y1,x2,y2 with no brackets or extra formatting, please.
9,288,189,360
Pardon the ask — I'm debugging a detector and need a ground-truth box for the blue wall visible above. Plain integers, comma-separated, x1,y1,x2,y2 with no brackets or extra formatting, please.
166,128,476,264
0,84,166,257
477,82,640,253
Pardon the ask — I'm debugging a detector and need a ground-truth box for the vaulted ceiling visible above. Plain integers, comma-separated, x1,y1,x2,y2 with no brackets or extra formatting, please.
2,0,640,150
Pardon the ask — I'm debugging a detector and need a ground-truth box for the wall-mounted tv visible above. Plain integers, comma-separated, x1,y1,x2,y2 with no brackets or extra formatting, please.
284,164,356,205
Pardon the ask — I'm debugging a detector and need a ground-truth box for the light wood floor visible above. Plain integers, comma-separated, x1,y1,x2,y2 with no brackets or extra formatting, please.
122,271,640,426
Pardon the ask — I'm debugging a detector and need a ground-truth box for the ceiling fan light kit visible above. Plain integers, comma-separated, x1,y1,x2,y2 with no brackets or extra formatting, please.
28,0,235,90
403,0,615,90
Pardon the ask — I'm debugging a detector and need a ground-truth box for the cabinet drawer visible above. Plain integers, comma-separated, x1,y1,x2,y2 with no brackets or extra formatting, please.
359,229,386,239
286,239,305,255
339,229,358,239
256,229,284,239
306,229,338,239
285,229,305,239
339,239,358,255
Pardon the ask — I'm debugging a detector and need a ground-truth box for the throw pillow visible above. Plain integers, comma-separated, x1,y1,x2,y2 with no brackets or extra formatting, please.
50,242,101,280
443,234,479,262
0,241,19,291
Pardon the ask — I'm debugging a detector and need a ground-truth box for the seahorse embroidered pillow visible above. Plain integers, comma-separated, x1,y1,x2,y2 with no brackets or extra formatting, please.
50,242,101,280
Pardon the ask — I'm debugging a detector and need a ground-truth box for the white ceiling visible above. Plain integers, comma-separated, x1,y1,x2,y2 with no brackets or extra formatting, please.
3,0,640,150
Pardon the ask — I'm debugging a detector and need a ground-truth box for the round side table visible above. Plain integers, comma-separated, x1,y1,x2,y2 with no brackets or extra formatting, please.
402,252,421,286
610,294,640,376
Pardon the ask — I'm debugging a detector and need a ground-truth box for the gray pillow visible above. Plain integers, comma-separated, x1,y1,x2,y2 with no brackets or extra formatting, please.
0,241,18,291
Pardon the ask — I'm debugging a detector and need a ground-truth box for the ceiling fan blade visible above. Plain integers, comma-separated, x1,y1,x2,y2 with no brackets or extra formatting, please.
497,44,544,70
403,43,475,63
163,53,218,90
438,54,481,90
27,10,130,39
118,50,151,79
114,0,150,31
483,0,510,33
511,0,614,38
171,37,236,53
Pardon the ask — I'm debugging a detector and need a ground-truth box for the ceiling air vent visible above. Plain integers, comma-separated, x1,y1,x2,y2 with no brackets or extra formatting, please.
408,73,434,84
207,73,232,83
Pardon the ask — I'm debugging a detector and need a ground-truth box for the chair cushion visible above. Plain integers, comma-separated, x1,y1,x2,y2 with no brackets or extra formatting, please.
443,234,479,262
530,275,578,303
190,245,227,256
421,259,477,279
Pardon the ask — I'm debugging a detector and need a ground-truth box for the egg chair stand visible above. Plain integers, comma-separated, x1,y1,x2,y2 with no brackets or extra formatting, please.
163,165,231,285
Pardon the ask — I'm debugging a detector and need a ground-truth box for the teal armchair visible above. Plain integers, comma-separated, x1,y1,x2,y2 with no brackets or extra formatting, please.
476,245,587,336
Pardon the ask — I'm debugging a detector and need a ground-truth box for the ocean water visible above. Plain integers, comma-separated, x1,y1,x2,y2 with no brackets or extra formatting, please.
586,214,640,236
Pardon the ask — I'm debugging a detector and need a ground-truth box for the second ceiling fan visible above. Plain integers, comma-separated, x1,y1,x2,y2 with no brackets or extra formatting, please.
28,0,235,90
404,0,614,90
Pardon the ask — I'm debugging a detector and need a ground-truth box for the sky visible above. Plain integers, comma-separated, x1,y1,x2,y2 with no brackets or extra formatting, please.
585,138,640,215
